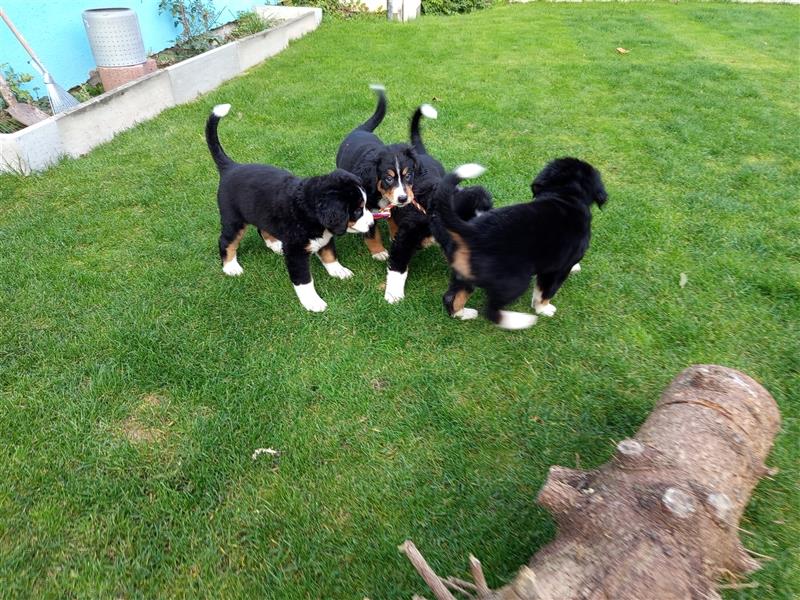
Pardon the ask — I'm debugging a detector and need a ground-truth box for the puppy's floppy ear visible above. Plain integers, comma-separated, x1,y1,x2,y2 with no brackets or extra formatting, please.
316,171,352,235
591,172,608,208
531,161,561,196
574,163,608,209
318,199,348,235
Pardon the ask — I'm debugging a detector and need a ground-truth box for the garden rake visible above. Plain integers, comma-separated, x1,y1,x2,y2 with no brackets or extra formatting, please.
0,7,80,114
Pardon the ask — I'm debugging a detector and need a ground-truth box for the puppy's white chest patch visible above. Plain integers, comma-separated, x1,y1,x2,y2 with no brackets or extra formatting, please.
307,230,333,253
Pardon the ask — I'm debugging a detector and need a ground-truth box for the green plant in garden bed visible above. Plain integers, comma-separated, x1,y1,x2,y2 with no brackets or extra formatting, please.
229,10,274,39
0,63,50,133
0,3,798,599
282,0,372,20
422,0,493,16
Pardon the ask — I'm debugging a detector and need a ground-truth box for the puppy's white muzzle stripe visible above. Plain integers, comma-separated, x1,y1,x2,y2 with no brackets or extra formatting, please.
390,183,406,205
388,157,408,206
348,207,374,233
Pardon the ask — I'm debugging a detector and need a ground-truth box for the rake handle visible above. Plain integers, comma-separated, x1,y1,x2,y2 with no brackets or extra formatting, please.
0,8,47,73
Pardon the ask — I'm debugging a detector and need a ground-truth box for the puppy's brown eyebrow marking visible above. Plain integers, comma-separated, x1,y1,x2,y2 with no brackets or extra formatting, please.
388,169,396,177
402,167,409,175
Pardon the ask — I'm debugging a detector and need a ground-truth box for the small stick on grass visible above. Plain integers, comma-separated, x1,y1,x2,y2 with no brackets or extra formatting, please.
400,541,457,600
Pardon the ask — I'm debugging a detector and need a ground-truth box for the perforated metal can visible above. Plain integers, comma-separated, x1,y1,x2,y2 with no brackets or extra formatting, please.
82,8,146,67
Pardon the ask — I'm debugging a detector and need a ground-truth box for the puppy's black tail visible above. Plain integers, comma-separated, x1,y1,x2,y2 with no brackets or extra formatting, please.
432,164,486,236
356,84,387,132
205,103,234,173
410,104,437,155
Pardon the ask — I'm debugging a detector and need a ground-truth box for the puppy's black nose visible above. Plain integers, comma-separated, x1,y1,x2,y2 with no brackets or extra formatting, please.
398,195,408,203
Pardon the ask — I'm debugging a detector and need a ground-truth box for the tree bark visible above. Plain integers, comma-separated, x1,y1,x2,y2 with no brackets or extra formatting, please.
403,365,781,600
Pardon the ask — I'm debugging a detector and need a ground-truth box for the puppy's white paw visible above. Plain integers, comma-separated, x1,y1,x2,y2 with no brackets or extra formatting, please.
265,239,283,255
571,262,581,273
294,282,327,312
385,290,404,304
324,261,354,279
453,307,478,320
497,311,537,330
303,297,328,312
535,303,557,317
223,259,243,276
384,269,408,304
372,250,389,262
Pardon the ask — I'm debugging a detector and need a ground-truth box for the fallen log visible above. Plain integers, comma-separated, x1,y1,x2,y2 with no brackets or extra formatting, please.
402,365,781,600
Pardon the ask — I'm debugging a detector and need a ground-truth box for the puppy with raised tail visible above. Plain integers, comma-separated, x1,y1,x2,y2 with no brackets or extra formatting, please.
335,85,419,262
206,104,373,312
379,103,492,304
431,158,608,329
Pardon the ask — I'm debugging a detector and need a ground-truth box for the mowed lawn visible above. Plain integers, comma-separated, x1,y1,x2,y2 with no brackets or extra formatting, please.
1,2,798,598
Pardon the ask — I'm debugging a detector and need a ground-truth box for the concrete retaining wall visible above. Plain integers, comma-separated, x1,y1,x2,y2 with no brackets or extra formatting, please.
0,6,322,175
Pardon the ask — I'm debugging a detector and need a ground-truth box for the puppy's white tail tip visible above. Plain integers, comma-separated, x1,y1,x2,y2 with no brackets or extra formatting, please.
213,103,231,118
453,163,486,180
420,104,438,119
369,83,386,92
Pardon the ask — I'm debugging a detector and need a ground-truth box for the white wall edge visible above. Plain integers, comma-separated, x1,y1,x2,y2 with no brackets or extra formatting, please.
0,8,322,175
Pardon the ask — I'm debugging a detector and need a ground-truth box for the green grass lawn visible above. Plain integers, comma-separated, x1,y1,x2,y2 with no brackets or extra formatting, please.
1,2,798,598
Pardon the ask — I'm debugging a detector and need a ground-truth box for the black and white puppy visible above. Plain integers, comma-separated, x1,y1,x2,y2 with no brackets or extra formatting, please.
431,158,608,329
335,85,419,263
206,104,373,312
379,103,493,303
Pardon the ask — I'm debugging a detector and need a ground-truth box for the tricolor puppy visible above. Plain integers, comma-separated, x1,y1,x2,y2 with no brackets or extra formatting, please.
335,84,419,261
205,103,373,312
379,103,493,304
432,158,607,329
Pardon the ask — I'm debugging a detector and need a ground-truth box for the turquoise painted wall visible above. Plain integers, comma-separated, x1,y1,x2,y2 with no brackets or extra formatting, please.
0,1,275,98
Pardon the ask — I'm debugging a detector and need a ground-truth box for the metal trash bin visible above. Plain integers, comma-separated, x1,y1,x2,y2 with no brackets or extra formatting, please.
82,8,146,67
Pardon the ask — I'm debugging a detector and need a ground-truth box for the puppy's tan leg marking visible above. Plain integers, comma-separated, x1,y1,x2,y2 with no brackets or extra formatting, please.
452,289,470,313
449,231,473,279
318,244,336,264
365,228,388,259
222,227,247,276
388,217,399,240
318,241,353,279
532,284,557,316
259,229,283,255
